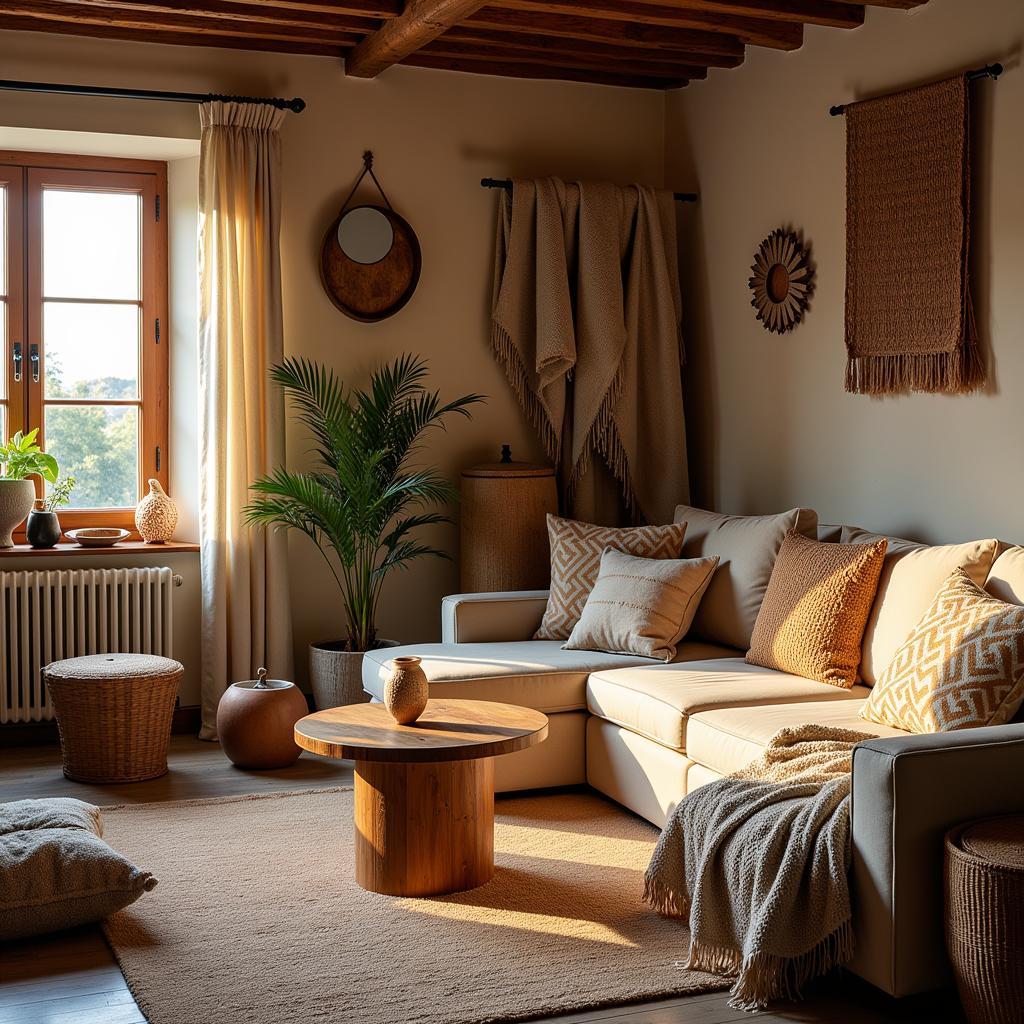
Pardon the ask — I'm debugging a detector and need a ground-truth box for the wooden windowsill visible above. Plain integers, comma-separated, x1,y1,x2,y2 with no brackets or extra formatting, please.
0,541,199,558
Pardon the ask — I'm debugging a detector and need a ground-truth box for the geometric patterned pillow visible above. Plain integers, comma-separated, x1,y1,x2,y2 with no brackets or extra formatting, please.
534,515,687,641
860,568,1024,733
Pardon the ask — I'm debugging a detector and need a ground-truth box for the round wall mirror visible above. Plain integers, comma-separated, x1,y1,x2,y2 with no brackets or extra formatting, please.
337,206,395,265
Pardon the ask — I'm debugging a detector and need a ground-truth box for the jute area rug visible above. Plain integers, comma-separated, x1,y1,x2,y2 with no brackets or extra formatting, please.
102,788,726,1024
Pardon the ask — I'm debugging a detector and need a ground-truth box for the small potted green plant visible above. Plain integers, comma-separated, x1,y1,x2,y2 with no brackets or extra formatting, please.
0,429,59,548
27,475,76,549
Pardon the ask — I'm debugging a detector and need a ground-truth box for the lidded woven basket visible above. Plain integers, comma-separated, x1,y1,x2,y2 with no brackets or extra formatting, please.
44,653,184,784
945,816,1024,1024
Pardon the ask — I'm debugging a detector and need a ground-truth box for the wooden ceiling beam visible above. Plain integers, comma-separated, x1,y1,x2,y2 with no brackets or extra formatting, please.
404,52,684,88
491,0,804,50
421,39,709,78
0,0,374,40
45,0,397,28
643,0,863,29
0,12,355,54
345,0,490,78
441,25,744,67
465,9,745,56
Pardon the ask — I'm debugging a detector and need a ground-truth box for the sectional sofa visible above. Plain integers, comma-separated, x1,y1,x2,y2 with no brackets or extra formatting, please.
362,505,1024,999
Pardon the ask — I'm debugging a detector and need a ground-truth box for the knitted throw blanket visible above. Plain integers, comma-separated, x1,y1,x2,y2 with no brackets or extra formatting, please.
844,76,982,395
644,725,876,1011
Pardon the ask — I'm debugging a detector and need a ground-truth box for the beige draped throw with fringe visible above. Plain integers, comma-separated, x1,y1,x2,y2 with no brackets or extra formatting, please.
491,178,688,524
645,725,876,1011
198,101,294,739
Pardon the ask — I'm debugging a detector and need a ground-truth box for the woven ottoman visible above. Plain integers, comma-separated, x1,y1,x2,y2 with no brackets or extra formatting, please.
44,654,184,784
945,816,1024,1024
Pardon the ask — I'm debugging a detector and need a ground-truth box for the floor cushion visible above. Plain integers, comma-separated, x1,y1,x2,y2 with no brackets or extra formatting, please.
362,639,736,713
841,527,999,685
686,699,907,777
585,658,870,753
0,798,156,940
673,504,818,651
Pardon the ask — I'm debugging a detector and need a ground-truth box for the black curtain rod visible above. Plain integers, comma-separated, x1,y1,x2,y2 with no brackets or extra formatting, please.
481,177,698,203
829,62,1002,116
0,79,306,113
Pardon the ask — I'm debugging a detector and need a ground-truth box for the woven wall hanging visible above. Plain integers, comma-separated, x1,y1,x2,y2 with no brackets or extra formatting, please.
320,151,421,322
748,228,814,334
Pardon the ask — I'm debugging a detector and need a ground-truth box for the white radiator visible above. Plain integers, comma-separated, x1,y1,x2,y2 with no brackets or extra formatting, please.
0,567,176,724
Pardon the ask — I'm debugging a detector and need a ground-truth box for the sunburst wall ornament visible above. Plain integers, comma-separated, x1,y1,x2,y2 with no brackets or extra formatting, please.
748,228,814,334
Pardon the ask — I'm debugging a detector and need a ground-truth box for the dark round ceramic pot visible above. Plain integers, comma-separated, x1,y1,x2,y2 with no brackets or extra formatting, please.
26,509,62,549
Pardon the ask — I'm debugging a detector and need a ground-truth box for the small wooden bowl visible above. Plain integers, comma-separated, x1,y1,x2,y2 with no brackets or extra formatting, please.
66,528,131,548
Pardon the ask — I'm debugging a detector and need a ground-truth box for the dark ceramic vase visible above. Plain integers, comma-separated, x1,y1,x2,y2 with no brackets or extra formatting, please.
26,509,62,549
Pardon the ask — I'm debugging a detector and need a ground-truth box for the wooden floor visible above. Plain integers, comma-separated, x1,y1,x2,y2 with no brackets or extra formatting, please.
0,738,966,1024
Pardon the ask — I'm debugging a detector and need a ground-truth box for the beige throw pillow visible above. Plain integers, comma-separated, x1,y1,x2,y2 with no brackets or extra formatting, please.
0,797,157,940
746,532,887,688
841,527,999,684
673,504,818,651
563,549,719,662
535,516,687,640
860,569,1024,733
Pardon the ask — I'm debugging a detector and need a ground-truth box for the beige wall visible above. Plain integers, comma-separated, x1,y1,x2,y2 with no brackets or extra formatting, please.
666,0,1024,545
0,29,666,701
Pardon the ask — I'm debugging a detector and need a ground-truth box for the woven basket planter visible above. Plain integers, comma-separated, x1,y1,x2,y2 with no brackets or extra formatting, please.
945,816,1024,1024
45,653,184,784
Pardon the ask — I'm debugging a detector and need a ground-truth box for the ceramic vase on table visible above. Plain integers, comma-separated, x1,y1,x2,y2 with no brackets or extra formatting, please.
0,479,36,548
383,656,429,724
216,667,309,770
135,479,178,543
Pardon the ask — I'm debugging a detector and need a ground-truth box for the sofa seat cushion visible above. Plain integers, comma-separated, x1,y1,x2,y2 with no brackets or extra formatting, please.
686,699,907,776
363,640,736,714
586,658,871,753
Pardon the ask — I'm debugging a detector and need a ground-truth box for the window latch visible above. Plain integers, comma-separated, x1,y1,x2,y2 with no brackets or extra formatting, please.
12,342,21,383
29,344,40,384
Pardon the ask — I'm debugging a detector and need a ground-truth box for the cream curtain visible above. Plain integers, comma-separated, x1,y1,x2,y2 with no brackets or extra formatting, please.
198,101,293,739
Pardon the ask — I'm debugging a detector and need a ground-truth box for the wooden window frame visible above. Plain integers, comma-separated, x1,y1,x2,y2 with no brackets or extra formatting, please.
0,151,168,536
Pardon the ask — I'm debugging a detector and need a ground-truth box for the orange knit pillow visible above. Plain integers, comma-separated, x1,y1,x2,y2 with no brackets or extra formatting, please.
746,531,887,688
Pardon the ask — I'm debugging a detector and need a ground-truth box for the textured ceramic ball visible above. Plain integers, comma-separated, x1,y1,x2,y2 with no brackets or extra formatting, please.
135,478,178,544
383,656,429,724
216,668,309,769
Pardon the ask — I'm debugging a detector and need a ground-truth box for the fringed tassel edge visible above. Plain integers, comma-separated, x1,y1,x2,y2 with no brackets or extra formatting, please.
723,918,855,1013
845,346,984,396
564,361,625,506
490,321,560,463
642,872,691,920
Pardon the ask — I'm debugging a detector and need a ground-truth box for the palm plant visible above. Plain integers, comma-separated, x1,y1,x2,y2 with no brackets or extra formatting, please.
244,355,484,652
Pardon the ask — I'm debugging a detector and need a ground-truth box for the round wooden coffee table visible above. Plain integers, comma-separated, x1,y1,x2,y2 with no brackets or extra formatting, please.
295,699,548,897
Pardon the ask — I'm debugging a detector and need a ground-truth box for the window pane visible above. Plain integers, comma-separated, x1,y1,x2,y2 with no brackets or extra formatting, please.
0,185,6,295
43,190,140,300
0,301,5,402
45,405,139,508
44,302,139,400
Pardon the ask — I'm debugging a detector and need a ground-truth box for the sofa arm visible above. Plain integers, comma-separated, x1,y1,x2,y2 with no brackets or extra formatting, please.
440,591,549,644
849,723,1024,997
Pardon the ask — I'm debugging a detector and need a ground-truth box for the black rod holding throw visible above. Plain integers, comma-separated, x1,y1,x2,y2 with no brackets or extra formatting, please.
0,79,306,113
829,62,1002,116
481,177,698,203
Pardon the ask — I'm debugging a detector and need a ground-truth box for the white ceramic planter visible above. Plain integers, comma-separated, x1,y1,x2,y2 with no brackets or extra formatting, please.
309,639,399,710
0,479,36,547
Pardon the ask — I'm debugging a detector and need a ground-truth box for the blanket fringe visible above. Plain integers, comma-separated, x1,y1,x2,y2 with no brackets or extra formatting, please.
845,346,983,396
643,872,690,920
490,320,561,462
565,360,624,506
686,919,855,1013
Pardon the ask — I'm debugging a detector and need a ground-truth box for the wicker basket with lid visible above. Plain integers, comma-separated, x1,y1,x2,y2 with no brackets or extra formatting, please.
945,815,1024,1024
44,653,184,784
460,445,557,593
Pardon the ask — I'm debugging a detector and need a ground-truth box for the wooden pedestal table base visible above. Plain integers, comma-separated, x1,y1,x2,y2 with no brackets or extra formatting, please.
294,699,548,897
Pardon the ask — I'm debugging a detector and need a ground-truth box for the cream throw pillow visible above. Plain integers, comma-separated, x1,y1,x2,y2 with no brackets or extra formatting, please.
563,549,719,662
860,568,1024,733
840,527,999,684
535,515,687,641
673,504,818,651
747,532,887,688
